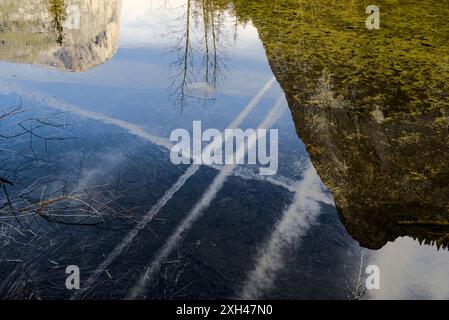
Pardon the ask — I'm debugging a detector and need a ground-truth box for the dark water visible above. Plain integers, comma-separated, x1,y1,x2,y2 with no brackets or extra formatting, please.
0,0,448,300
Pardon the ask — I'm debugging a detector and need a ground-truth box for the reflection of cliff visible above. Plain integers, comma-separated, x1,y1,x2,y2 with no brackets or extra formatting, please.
0,0,122,72
221,0,449,249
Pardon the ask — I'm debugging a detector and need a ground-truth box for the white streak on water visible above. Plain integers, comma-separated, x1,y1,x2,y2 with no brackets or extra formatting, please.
240,163,333,299
126,95,287,300
0,80,308,299
68,77,276,298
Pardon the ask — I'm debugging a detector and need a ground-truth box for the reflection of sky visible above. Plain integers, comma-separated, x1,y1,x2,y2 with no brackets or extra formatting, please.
0,0,299,184
0,0,448,300
368,237,449,300
0,0,279,135
120,0,264,58
0,0,332,300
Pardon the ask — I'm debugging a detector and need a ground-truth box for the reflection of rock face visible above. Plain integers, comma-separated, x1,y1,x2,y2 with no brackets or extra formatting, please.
225,0,449,249
0,0,121,72
285,77,449,250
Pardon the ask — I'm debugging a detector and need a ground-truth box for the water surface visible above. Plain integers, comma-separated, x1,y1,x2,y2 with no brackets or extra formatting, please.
0,0,448,300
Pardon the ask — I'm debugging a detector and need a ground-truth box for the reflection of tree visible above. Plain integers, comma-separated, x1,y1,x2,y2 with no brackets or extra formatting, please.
47,0,66,45
201,0,218,95
169,0,230,110
170,0,192,110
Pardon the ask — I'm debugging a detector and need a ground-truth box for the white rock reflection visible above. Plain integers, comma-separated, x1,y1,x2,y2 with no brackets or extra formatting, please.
0,0,122,72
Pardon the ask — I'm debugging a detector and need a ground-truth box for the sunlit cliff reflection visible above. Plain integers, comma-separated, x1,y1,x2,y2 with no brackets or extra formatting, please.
0,0,122,72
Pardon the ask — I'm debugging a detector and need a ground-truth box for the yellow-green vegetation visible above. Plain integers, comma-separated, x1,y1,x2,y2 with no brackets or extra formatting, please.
212,0,449,114
203,0,449,249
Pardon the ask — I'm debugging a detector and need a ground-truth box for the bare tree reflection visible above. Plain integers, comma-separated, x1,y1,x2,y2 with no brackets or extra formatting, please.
169,0,231,111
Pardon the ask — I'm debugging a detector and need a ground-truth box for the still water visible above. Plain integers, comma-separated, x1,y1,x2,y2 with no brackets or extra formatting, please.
0,0,448,300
